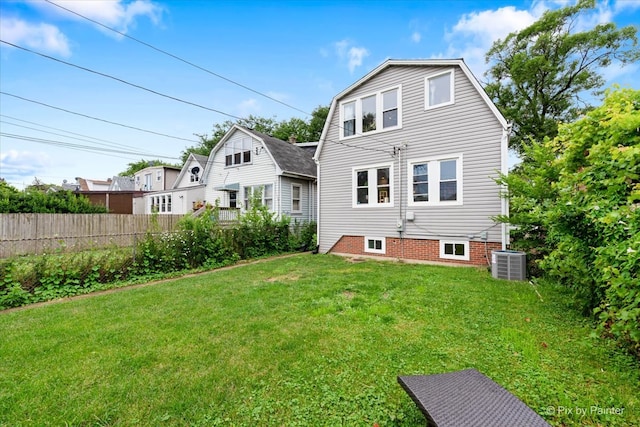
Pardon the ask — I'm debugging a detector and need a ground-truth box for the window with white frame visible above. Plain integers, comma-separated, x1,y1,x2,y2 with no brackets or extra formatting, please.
425,69,454,109
190,166,200,182
364,237,386,254
440,240,469,261
353,164,392,207
156,170,162,181
264,184,273,210
243,185,273,210
291,184,301,212
151,194,172,213
340,86,401,139
409,156,462,206
225,137,252,167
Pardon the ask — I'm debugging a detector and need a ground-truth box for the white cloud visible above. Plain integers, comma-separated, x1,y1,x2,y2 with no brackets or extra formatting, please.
411,31,422,43
333,39,369,74
444,5,542,76
347,47,369,73
614,0,640,12
45,0,164,34
0,150,51,181
236,98,261,117
0,17,71,56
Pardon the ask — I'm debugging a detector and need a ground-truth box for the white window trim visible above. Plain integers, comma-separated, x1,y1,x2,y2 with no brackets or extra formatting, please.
291,183,302,213
352,163,394,208
339,85,402,140
364,236,386,254
224,137,253,167
425,69,455,110
440,240,470,261
408,154,463,206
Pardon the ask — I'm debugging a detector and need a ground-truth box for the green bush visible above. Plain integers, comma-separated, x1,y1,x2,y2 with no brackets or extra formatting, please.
500,88,640,356
1,195,317,310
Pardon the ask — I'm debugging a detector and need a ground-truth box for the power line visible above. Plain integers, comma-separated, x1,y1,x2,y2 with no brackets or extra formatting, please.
0,92,199,143
38,1,397,150
1,132,180,160
44,0,312,118
1,116,146,152
0,39,245,121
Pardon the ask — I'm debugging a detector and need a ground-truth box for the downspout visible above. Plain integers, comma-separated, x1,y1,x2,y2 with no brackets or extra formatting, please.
501,123,512,250
315,158,321,252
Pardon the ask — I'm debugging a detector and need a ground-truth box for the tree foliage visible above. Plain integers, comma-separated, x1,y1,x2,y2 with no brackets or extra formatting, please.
118,159,178,177
485,0,639,156
181,105,329,163
498,88,640,355
0,181,107,213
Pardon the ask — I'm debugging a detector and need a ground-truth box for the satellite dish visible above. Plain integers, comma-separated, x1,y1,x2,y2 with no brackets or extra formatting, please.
191,166,200,174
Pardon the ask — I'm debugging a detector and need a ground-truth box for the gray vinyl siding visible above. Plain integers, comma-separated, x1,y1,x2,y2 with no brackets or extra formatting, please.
280,177,316,223
318,64,504,253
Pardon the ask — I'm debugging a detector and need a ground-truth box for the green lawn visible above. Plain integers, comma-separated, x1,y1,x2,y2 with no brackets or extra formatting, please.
0,254,638,426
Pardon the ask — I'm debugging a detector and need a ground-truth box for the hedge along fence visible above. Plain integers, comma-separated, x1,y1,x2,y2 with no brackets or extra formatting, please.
0,214,184,258
0,206,317,310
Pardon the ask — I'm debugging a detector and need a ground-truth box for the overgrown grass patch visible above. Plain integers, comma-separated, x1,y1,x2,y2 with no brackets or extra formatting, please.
0,254,638,426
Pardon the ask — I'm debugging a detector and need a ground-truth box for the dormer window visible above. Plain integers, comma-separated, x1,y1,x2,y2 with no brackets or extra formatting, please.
225,137,252,166
339,86,401,139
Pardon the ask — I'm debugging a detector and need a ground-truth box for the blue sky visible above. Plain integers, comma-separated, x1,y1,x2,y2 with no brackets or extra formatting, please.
1,0,638,189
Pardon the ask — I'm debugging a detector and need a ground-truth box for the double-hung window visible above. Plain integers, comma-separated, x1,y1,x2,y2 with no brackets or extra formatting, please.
225,137,252,167
425,69,454,109
340,86,401,139
353,164,393,207
291,184,301,212
244,185,273,210
409,155,462,206
264,184,273,210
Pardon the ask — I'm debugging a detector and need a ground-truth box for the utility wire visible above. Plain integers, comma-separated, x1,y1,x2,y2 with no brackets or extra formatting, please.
1,116,148,152
0,40,245,122
44,0,312,118
0,92,199,143
1,132,180,160
40,0,397,150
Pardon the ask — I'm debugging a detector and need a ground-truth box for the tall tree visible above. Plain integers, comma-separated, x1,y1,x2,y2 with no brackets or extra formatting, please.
119,159,178,177
181,107,329,162
181,115,278,163
484,0,639,156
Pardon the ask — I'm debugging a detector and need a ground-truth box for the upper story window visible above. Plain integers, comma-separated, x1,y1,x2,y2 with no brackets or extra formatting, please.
409,155,462,206
190,166,201,182
156,170,162,181
353,164,393,208
225,137,252,167
425,69,454,109
340,86,401,139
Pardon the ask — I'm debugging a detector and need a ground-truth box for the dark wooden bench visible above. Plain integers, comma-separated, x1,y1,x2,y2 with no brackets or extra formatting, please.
398,369,550,426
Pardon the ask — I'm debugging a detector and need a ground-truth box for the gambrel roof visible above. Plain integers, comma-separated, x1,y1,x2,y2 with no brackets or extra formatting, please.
213,125,317,179
315,58,509,160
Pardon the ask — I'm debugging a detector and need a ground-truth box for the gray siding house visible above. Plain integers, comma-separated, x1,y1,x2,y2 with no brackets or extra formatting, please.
203,125,317,223
314,59,509,265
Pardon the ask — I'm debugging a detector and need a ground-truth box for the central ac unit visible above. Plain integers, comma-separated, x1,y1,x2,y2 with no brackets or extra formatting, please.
492,250,527,281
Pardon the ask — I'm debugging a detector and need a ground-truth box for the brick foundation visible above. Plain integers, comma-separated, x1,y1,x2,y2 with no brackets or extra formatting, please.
330,235,502,266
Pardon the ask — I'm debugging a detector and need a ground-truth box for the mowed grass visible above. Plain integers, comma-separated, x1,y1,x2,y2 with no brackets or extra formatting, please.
0,254,638,426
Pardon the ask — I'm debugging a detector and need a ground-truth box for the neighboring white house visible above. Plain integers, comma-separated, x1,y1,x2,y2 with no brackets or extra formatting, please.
203,125,317,223
314,59,509,266
134,164,181,214
138,155,208,215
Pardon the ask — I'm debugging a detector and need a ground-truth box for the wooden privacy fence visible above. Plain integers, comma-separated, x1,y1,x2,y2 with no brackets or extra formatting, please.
0,214,183,258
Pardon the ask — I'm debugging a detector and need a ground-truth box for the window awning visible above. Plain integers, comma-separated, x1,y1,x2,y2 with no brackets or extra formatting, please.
214,183,239,191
